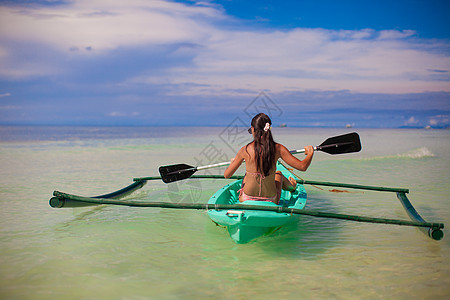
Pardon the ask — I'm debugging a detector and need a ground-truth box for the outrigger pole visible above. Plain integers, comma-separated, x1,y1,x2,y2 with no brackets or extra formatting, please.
49,180,146,208
51,191,443,231
133,175,411,194
50,178,444,241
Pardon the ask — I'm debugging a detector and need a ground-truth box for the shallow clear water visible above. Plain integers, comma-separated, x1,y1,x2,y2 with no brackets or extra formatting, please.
0,126,449,299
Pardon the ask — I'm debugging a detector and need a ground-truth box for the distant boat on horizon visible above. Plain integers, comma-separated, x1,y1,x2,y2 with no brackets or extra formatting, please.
279,123,287,128
346,124,352,128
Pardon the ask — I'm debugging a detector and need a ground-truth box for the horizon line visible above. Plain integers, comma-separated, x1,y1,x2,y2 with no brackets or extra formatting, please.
0,124,448,129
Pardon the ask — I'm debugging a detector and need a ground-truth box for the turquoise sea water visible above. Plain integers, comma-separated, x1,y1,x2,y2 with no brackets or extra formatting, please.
0,126,449,299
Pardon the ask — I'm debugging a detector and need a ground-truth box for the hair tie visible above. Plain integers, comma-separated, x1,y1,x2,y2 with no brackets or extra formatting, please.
263,123,271,132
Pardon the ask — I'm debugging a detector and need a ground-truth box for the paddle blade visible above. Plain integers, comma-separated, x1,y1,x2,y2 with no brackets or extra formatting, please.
317,132,361,155
159,164,197,183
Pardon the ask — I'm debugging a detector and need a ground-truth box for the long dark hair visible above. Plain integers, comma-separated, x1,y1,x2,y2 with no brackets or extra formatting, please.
247,113,276,176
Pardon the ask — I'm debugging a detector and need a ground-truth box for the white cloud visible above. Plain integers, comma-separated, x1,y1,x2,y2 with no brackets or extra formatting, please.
377,29,416,40
0,0,220,52
0,93,11,98
162,27,450,95
0,0,449,94
429,115,449,127
405,116,419,125
108,111,140,117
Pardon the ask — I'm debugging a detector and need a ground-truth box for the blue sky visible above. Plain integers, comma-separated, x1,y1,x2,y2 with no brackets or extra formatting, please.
0,0,449,128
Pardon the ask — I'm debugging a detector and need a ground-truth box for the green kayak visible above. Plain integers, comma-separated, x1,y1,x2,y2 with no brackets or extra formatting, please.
207,162,307,243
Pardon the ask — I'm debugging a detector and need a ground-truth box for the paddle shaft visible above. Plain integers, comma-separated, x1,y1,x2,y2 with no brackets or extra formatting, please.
196,161,230,171
164,162,230,177
290,146,316,155
290,142,354,154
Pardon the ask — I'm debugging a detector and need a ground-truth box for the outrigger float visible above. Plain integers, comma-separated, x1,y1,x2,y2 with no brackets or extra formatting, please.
50,133,444,243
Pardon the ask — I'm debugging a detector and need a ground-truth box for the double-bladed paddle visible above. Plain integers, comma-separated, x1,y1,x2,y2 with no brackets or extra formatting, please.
159,132,361,183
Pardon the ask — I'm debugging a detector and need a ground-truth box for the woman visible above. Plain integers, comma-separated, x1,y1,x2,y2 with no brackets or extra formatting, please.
224,113,314,204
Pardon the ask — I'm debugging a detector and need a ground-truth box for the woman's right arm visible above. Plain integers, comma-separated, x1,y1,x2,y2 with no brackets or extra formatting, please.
224,148,245,178
279,144,314,172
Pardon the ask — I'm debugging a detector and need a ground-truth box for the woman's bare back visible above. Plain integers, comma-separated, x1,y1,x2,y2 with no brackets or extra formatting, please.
239,142,279,198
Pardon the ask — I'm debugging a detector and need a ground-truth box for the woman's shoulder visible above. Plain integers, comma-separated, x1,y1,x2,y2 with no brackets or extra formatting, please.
241,142,254,151
238,142,252,157
275,143,288,151
275,143,290,156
